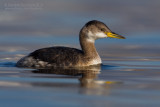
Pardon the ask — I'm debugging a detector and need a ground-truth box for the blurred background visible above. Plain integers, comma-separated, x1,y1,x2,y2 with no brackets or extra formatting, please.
0,1,160,107
0,0,160,62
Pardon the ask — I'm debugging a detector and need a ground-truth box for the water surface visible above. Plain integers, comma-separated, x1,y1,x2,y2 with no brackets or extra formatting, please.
0,0,160,107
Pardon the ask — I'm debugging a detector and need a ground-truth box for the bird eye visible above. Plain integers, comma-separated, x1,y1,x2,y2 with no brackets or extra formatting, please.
100,28,105,32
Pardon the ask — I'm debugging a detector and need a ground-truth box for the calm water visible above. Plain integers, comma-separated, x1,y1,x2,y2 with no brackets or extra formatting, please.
0,0,160,107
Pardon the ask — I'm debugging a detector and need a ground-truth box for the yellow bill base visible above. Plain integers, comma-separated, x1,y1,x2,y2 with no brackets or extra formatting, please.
106,32,125,39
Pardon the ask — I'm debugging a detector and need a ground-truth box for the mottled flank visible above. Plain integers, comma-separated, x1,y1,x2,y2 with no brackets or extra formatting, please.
16,47,83,68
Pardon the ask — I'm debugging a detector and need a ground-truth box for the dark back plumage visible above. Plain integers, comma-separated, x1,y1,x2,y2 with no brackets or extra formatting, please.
29,47,83,66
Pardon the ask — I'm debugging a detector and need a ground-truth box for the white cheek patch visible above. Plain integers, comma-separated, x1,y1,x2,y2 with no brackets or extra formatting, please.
86,31,96,42
86,31,107,43
95,32,107,38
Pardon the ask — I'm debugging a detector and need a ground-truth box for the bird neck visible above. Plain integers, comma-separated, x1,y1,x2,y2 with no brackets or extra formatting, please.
79,32,99,57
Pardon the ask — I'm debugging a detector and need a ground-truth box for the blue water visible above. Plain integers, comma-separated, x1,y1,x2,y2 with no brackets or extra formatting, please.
0,0,160,107
0,52,160,107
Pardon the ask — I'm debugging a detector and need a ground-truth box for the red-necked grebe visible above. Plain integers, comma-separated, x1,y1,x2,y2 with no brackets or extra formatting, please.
16,20,125,68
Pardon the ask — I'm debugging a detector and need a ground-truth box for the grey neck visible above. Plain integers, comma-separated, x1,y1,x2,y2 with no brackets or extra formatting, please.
79,32,99,57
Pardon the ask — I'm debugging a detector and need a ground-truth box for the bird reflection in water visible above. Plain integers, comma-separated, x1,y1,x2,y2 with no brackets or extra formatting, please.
32,65,122,95
32,65,101,88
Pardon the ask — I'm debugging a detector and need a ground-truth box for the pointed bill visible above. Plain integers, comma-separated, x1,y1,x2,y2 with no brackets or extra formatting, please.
106,32,125,39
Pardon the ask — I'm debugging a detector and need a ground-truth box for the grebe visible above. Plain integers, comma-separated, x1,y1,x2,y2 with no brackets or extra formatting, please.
16,20,125,68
